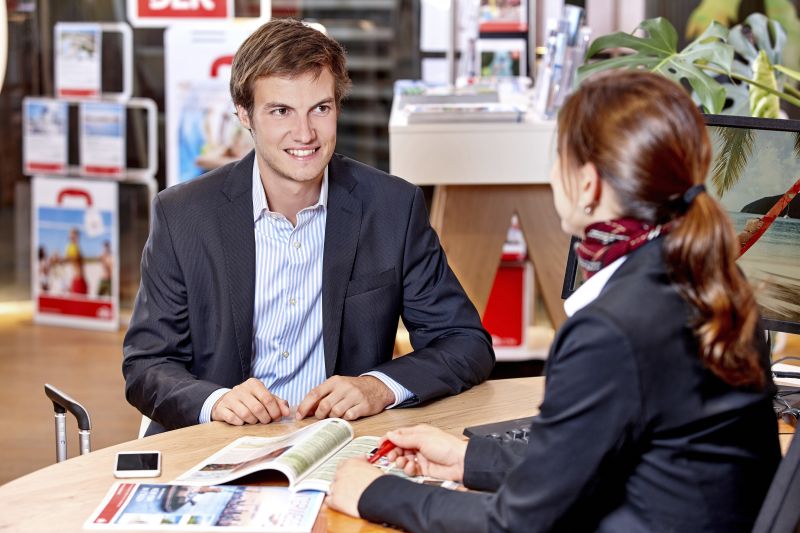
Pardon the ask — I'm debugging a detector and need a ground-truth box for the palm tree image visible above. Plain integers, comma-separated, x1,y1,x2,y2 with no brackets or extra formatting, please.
707,124,800,325
710,128,800,257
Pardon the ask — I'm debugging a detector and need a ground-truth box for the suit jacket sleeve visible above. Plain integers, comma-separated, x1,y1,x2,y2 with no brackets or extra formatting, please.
358,312,643,532
370,187,495,403
122,195,222,430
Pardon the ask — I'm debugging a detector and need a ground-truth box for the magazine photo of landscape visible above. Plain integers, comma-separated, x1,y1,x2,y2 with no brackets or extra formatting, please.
707,124,800,328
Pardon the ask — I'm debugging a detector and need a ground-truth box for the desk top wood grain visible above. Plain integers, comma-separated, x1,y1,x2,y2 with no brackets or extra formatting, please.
0,377,544,533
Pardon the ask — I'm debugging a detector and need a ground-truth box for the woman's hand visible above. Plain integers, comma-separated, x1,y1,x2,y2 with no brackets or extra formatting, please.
328,457,384,518
384,424,468,482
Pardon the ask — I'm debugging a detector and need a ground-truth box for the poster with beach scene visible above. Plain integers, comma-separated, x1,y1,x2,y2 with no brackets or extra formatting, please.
32,176,119,330
707,123,800,331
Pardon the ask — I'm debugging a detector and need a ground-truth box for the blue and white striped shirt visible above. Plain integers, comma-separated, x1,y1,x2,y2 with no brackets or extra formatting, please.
199,161,412,423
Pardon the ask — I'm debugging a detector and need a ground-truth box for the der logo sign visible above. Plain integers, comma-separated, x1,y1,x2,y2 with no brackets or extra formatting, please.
130,0,232,27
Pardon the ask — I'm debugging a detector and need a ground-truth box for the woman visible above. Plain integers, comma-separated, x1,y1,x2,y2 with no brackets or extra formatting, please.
327,70,781,532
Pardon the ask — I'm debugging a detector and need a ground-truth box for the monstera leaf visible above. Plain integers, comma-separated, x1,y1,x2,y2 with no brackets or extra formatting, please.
728,13,786,118
750,50,781,117
579,18,733,113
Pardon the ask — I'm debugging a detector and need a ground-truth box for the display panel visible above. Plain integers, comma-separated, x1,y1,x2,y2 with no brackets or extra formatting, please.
560,114,800,334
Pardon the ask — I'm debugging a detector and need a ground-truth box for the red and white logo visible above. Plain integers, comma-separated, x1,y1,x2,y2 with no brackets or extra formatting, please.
131,0,231,26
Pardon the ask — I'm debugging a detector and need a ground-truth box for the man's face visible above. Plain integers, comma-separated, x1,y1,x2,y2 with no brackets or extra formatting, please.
237,69,338,188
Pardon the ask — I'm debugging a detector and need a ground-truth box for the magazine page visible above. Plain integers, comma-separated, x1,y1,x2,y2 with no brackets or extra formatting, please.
295,436,380,492
296,436,464,493
174,419,353,488
84,482,323,531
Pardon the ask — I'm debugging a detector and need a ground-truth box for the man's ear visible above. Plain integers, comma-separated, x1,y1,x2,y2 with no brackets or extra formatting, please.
235,105,252,131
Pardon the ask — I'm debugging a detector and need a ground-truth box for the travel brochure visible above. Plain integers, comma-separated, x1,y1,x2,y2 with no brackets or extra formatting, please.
32,176,119,330
55,22,102,99
86,419,461,530
173,418,460,493
85,483,323,531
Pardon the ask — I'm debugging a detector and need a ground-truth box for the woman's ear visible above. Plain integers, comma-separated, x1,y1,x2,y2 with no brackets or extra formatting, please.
577,162,602,213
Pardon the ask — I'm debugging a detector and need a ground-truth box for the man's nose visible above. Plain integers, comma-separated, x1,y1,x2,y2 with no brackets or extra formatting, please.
293,116,314,143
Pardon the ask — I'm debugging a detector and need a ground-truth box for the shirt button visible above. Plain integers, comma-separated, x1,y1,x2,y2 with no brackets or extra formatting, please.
293,241,301,249
282,351,290,358
289,298,297,305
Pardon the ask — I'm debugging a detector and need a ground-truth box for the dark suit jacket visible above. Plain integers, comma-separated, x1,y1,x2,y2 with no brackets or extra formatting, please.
122,152,494,434
359,239,781,533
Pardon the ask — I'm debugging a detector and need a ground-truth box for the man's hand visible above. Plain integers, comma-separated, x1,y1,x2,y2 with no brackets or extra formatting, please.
296,375,395,421
211,377,290,425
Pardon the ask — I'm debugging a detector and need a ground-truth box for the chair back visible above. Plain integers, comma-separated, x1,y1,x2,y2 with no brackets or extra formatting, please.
752,428,800,533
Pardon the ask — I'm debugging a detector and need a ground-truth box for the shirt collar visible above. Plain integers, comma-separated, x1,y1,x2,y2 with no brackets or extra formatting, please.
563,256,627,317
252,159,329,222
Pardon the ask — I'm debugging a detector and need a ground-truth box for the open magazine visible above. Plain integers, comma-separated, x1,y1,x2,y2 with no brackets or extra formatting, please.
84,482,323,531
174,418,460,493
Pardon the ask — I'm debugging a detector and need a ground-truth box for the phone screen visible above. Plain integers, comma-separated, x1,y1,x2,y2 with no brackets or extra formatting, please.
116,452,160,471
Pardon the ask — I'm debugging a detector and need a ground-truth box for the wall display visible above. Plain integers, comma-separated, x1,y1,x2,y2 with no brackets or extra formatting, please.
476,38,527,77
80,102,126,178
164,25,255,186
32,176,119,331
54,23,102,98
23,98,68,175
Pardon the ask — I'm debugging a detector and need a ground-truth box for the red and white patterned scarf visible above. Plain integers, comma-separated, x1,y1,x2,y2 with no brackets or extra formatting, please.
575,218,672,278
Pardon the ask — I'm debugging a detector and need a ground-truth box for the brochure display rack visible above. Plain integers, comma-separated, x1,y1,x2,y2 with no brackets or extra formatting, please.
23,21,158,331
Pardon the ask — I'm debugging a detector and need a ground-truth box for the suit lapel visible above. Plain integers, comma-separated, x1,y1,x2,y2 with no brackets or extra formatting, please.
322,155,362,376
218,151,256,379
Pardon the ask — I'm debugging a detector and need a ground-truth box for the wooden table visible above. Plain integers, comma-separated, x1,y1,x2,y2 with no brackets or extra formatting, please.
0,377,544,532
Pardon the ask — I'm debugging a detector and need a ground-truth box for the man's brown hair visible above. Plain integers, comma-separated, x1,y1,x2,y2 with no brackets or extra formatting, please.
230,18,352,122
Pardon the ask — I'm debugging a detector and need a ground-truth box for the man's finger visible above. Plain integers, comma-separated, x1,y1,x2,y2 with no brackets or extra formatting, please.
227,398,260,425
237,393,273,424
221,406,245,426
297,380,333,419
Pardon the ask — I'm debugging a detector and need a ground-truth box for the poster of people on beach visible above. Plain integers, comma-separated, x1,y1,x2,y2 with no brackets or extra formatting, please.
32,176,119,330
707,124,800,330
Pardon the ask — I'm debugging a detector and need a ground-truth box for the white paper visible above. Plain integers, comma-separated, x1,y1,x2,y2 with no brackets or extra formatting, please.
55,23,101,98
23,98,68,175
80,102,126,178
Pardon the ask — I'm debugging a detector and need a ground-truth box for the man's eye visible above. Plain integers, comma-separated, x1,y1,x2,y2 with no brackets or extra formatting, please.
271,108,288,117
315,105,331,114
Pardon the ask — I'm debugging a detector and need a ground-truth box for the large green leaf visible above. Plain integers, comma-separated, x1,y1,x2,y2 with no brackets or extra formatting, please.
729,12,786,66
750,50,781,117
580,18,733,113
765,0,800,72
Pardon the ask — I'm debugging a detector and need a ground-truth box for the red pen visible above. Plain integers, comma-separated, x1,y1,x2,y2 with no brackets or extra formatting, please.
368,441,396,464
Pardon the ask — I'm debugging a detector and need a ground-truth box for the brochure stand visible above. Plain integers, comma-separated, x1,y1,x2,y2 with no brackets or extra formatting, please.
23,21,158,331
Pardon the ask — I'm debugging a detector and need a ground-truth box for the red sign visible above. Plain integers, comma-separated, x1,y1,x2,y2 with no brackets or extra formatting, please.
135,0,229,20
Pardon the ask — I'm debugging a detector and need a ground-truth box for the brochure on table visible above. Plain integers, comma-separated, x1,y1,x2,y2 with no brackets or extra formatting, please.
32,176,119,331
85,482,322,531
23,98,68,175
164,24,256,186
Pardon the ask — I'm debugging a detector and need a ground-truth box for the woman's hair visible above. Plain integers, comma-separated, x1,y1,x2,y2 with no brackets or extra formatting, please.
557,70,763,388
230,18,352,122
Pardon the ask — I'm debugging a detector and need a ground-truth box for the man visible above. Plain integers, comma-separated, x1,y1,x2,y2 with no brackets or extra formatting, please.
123,18,494,436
